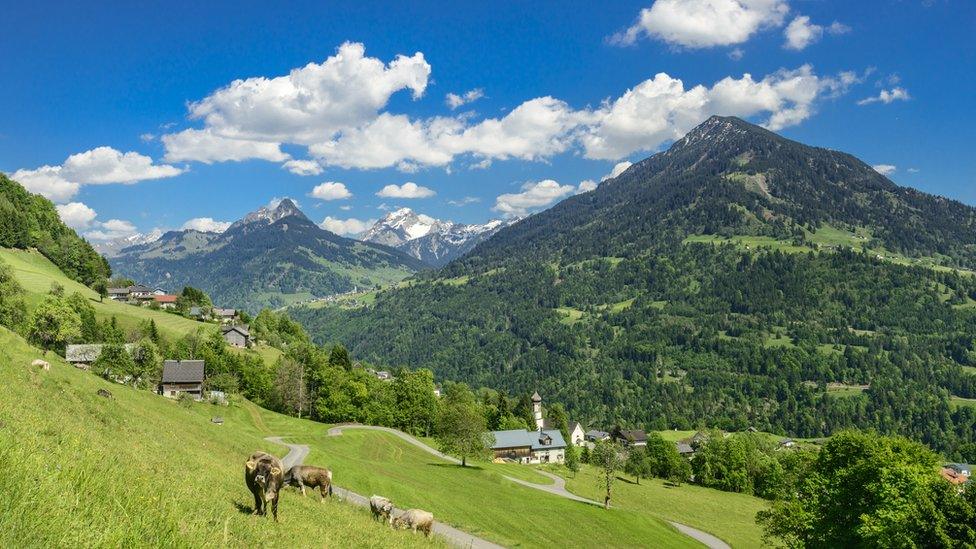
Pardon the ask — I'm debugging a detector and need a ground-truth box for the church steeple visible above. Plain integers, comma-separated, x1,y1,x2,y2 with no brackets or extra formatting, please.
532,391,543,430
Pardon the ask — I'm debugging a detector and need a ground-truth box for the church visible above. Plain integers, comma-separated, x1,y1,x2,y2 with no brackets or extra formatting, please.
489,392,567,464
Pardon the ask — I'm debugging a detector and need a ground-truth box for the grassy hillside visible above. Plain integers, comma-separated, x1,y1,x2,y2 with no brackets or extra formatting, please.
0,247,210,340
0,327,438,548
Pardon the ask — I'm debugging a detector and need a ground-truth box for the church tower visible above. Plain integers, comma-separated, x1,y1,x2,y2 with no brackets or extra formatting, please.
532,391,543,430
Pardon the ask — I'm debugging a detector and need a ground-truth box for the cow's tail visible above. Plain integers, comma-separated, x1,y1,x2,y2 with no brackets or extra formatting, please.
327,469,334,496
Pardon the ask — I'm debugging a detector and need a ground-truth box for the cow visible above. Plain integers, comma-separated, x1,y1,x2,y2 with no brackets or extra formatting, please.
393,508,434,537
244,451,284,521
284,465,333,501
369,495,394,524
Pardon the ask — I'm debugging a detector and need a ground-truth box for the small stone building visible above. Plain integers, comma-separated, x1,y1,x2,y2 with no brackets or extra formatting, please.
65,343,139,370
159,360,205,400
220,325,250,348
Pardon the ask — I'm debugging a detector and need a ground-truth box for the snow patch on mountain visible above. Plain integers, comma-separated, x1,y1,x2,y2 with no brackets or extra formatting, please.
92,229,164,257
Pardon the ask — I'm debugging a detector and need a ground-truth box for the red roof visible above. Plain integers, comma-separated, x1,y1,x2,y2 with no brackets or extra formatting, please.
153,294,178,303
941,467,970,486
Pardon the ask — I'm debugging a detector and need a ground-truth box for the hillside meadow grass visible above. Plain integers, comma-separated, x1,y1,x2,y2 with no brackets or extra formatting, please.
0,327,441,549
0,248,213,340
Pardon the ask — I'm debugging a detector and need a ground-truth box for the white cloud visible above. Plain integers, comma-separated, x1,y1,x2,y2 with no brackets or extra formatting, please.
176,42,429,146
857,87,910,106
873,164,896,176
446,88,485,109
907,167,920,174
447,196,481,206
576,180,598,194
84,219,139,241
11,166,80,202
310,113,457,170
162,129,289,163
181,217,232,233
376,182,436,199
309,181,353,201
56,202,98,229
282,159,323,176
783,16,849,50
60,146,182,184
493,179,576,217
320,216,375,236
612,0,789,48
140,133,156,142
728,48,745,61
603,161,633,181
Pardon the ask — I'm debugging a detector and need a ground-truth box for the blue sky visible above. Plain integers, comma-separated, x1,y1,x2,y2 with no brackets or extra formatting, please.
1,0,973,241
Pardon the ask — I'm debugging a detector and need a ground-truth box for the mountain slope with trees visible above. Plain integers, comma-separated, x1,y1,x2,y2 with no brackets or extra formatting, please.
292,117,976,462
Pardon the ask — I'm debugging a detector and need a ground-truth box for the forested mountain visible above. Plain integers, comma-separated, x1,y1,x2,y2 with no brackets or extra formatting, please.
292,117,976,461
110,199,426,312
0,172,110,285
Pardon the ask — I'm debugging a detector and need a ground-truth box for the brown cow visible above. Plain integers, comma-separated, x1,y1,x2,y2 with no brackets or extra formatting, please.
393,508,434,537
369,495,394,524
244,451,285,521
284,465,333,501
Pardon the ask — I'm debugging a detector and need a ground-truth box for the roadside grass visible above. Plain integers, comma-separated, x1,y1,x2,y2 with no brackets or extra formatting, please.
0,327,438,549
299,429,699,548
554,464,767,548
0,248,213,340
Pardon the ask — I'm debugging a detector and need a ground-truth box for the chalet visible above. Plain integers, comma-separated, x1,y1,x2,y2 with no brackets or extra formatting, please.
128,285,154,300
159,360,205,400
568,421,586,446
490,429,567,464
585,430,610,443
107,287,130,300
212,308,237,323
152,294,178,309
613,428,648,447
220,325,250,348
65,343,139,370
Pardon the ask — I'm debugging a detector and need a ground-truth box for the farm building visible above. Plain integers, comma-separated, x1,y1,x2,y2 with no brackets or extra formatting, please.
159,360,205,400
612,428,648,447
220,325,250,348
65,343,140,370
152,294,178,309
490,429,567,464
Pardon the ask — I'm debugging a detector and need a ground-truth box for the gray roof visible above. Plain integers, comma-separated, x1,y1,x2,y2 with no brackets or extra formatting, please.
531,391,542,402
213,308,236,317
490,429,567,451
188,306,203,316
108,287,130,295
161,360,205,383
676,442,695,454
221,325,250,336
65,343,138,363
616,429,648,443
128,285,152,292
586,430,609,439
569,421,583,432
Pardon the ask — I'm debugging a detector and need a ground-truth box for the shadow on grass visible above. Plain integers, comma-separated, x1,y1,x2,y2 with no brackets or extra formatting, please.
616,476,640,485
426,462,484,471
232,500,257,515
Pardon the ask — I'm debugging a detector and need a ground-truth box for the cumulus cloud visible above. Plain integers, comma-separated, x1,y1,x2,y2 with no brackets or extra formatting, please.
602,161,633,181
493,179,576,217
873,164,896,176
857,87,910,106
783,16,849,50
11,166,80,202
162,129,289,163
447,196,481,206
181,217,232,233
376,182,436,199
612,0,789,48
320,216,375,236
310,113,458,170
12,147,182,202
56,202,98,229
309,181,353,201
282,159,323,176
446,88,485,109
85,219,139,241
576,180,598,193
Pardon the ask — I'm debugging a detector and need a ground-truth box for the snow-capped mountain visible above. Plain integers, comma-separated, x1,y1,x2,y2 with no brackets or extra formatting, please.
227,198,307,232
361,208,516,267
91,229,164,257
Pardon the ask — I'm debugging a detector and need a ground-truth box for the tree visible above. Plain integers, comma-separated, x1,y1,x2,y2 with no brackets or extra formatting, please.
27,294,81,351
66,292,99,343
624,446,653,485
592,439,623,509
0,259,27,330
391,369,438,436
92,279,108,302
580,444,592,465
435,382,493,467
328,344,352,370
644,433,689,484
757,430,976,547
564,444,581,476
546,402,570,440
92,344,135,382
133,339,161,389
273,357,308,418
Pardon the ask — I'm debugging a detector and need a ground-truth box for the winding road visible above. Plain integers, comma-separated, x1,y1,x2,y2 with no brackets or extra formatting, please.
271,425,731,549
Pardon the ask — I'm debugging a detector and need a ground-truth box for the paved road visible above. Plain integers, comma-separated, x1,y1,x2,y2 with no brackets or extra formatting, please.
265,435,503,549
326,425,731,549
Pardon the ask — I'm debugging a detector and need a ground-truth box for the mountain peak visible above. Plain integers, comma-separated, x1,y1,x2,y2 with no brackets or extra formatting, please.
229,197,309,231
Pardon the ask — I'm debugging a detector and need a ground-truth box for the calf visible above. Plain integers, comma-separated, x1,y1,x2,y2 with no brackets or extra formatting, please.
244,451,285,521
393,508,434,537
369,495,394,524
284,465,333,501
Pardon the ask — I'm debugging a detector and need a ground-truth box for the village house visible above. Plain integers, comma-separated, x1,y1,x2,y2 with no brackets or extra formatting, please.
107,287,130,301
220,325,250,348
585,430,610,443
613,427,648,447
159,360,205,400
212,308,237,323
152,294,178,309
568,421,585,446
128,285,154,300
491,429,567,464
65,343,139,370
676,441,695,457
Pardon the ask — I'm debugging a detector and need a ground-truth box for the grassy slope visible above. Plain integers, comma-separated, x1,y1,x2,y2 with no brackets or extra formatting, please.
0,248,212,340
0,327,439,549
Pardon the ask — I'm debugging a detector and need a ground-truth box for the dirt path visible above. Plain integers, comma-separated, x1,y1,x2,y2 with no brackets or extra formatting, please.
327,424,731,549
265,435,503,549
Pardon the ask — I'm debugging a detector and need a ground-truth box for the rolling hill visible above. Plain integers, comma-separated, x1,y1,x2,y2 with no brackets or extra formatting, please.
292,116,976,461
109,199,427,312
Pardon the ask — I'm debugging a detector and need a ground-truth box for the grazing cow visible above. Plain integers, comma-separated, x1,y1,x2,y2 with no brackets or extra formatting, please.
284,465,333,501
369,495,394,524
244,451,284,521
393,509,434,537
